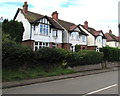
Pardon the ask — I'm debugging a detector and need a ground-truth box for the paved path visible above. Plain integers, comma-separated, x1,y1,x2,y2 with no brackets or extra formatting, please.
3,70,118,95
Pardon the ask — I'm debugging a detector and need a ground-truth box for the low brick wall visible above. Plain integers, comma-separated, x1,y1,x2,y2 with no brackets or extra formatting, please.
72,61,120,72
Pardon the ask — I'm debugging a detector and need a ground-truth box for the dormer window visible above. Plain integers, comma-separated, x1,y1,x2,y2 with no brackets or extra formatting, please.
52,29,58,37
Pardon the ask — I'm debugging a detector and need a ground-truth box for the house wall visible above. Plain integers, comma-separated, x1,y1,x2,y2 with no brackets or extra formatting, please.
69,33,87,46
79,26,95,46
62,30,69,43
15,11,31,41
106,41,117,48
32,27,62,43
21,40,34,49
62,43,71,50
103,39,106,47
95,36,103,48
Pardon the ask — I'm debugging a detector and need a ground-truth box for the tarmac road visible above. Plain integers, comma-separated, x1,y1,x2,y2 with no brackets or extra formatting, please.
3,70,118,95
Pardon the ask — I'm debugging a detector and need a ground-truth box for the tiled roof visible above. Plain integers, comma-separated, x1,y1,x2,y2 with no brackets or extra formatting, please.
57,20,88,35
80,25,106,38
105,33,118,42
80,25,96,36
14,8,88,35
58,19,76,31
14,8,63,30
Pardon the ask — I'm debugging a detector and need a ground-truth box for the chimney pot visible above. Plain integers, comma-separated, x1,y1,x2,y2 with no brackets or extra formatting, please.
84,21,88,29
23,1,28,13
52,11,58,21
109,30,112,34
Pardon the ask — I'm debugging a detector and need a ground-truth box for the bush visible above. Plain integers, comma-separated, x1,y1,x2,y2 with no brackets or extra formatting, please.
100,46,120,62
2,38,35,69
68,50,103,67
35,48,72,71
75,44,81,52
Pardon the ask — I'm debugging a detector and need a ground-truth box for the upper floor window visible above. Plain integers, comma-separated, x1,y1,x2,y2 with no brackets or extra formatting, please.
82,36,86,42
71,32,79,40
52,29,58,37
40,24,49,36
96,37,102,43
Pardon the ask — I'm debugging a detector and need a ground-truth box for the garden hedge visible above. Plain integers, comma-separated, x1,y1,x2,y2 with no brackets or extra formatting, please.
67,50,103,67
100,46,120,62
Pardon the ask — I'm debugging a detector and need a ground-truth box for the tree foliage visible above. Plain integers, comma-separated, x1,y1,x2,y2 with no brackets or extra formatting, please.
2,19,24,43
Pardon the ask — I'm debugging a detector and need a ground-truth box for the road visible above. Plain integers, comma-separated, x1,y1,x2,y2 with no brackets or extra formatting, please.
3,70,118,95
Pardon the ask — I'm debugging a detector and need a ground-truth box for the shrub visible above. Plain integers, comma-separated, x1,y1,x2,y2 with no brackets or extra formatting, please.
2,38,34,69
35,48,72,71
75,44,81,52
100,46,120,62
68,50,103,67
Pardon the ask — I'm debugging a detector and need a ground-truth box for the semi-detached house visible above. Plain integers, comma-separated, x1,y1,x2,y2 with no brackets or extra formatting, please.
79,21,106,51
105,30,120,48
14,2,88,51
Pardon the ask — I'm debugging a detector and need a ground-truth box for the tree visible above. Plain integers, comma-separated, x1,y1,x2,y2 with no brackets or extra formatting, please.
2,19,24,43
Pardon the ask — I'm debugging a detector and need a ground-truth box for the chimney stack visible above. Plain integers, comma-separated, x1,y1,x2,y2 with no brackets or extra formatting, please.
52,11,58,21
23,2,28,13
109,30,112,34
84,21,88,29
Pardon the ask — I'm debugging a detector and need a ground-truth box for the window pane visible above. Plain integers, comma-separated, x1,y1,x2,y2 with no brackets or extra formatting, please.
35,47,38,51
46,43,48,46
39,42,42,45
43,43,45,45
40,24,43,34
35,42,38,45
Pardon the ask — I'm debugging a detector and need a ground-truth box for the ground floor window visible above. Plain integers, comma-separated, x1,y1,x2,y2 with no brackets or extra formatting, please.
34,41,49,51
52,43,57,48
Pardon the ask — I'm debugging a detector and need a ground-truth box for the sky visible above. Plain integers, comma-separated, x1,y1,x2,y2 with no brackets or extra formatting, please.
0,0,119,36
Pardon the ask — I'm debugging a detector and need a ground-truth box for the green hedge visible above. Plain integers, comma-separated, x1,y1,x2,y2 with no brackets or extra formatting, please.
2,39,35,69
2,40,104,70
34,48,71,70
67,50,103,67
100,46,120,62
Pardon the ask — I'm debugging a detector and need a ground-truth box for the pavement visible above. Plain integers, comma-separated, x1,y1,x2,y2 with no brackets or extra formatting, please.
2,67,119,89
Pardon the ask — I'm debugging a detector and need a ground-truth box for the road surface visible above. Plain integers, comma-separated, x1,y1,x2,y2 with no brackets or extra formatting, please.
3,70,118,95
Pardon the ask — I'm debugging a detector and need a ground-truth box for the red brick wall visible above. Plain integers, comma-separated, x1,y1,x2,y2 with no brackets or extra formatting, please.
49,42,53,48
57,43,62,48
80,45,87,50
62,43,71,50
87,46,97,50
22,40,34,49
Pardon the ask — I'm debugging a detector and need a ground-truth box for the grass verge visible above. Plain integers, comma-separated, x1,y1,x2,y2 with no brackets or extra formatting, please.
2,67,74,82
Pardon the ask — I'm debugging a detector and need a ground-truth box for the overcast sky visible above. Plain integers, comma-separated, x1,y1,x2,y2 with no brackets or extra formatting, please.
0,0,119,36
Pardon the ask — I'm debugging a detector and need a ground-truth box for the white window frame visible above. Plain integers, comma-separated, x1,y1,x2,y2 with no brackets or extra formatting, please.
82,35,86,42
40,24,49,36
52,29,58,37
34,42,49,51
71,32,79,40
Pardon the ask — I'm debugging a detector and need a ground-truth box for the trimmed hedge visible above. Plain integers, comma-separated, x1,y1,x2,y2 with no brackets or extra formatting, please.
2,39,35,69
2,39,104,70
34,48,71,70
67,50,103,67
100,46,120,62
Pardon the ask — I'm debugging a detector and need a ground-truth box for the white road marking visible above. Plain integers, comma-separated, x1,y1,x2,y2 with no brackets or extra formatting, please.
83,83,117,96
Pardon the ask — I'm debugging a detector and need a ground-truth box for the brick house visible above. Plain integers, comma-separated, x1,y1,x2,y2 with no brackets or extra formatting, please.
105,30,120,48
79,21,106,51
14,2,88,51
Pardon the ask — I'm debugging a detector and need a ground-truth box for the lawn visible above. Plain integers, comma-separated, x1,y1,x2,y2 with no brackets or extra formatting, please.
2,67,74,82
